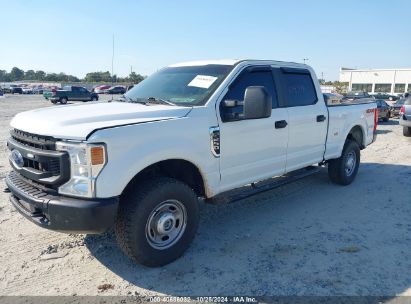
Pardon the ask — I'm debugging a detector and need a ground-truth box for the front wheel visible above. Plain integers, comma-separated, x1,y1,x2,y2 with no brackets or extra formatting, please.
60,97,68,104
115,177,199,267
328,139,360,185
404,127,411,137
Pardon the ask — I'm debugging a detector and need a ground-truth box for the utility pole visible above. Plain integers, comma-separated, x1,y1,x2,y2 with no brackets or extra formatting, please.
111,34,115,85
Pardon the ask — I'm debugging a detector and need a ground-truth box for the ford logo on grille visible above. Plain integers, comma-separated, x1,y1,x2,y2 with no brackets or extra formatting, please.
11,149,24,169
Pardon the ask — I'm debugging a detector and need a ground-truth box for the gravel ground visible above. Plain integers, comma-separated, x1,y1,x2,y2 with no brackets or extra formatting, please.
0,94,411,296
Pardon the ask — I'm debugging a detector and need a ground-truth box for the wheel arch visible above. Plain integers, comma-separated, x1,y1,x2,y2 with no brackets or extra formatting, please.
346,125,365,149
121,159,207,198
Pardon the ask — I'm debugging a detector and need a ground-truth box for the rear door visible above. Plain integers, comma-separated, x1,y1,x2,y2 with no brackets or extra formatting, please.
218,66,289,191
79,87,91,100
276,67,328,172
70,86,81,100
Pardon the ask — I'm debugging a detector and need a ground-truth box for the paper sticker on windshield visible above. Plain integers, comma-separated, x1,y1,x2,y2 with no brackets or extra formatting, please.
188,75,218,89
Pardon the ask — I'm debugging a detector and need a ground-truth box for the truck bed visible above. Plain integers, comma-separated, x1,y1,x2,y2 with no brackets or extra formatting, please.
325,100,376,160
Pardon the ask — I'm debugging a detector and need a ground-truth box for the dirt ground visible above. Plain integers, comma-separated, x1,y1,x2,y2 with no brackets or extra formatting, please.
0,94,411,296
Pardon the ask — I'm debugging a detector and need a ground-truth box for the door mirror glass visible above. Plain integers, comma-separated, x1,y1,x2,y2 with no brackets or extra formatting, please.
243,86,272,119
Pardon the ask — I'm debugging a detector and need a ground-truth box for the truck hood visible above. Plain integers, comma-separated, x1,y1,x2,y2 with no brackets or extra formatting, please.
10,102,192,140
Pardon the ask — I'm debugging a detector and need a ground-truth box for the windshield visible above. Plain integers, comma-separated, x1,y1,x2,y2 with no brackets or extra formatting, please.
123,65,233,106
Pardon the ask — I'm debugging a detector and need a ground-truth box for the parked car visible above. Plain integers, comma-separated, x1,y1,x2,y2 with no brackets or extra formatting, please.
342,91,372,101
391,98,406,117
105,86,126,94
94,85,111,94
0,89,3,97
6,59,377,267
373,93,399,101
22,87,33,94
43,86,98,104
126,85,134,92
11,87,23,94
32,87,44,95
3,84,17,94
376,99,391,121
399,93,411,136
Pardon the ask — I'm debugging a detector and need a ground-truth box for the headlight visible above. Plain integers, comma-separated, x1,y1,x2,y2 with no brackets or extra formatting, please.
56,141,107,198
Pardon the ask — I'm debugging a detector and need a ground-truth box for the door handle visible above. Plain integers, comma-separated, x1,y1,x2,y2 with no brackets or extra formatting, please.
275,120,288,129
317,115,326,122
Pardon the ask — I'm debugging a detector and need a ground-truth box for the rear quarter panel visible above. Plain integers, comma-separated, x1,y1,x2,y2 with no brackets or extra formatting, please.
325,102,376,160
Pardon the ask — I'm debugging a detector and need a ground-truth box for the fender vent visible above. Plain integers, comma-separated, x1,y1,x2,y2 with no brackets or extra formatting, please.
209,126,220,157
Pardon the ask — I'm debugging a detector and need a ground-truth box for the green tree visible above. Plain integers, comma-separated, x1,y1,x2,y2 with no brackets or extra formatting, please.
0,70,10,82
45,73,58,81
35,70,46,80
9,67,24,81
128,72,145,84
84,71,112,82
24,70,36,80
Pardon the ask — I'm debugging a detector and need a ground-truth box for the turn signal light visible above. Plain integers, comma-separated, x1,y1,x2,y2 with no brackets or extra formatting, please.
90,146,105,165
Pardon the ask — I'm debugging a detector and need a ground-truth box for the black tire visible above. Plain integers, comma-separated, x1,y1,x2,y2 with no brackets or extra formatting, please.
115,177,199,267
91,96,98,101
60,97,68,104
51,100,57,104
328,139,360,185
403,127,411,137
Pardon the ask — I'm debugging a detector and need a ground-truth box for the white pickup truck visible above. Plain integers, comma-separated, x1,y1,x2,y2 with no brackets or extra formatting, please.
6,59,378,267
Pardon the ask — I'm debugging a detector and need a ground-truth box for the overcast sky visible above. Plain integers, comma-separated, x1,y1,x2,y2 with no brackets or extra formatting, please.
1,0,411,81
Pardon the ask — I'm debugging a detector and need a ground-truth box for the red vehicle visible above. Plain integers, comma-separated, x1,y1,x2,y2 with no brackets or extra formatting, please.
94,85,111,94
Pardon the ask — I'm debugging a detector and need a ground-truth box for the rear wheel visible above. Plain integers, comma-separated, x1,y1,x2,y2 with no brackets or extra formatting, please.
115,177,199,267
91,96,98,101
403,127,411,137
328,139,360,185
51,100,57,104
60,97,68,104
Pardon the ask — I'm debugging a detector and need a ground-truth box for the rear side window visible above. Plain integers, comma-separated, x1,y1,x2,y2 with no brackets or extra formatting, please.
280,68,318,107
225,68,278,108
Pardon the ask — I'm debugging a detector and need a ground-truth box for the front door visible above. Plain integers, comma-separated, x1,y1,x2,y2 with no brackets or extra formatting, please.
218,66,289,192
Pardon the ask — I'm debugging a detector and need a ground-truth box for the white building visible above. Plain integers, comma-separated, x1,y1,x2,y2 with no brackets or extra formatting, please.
339,67,411,95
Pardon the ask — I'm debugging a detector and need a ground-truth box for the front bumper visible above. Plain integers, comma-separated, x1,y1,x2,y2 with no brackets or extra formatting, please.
6,171,119,234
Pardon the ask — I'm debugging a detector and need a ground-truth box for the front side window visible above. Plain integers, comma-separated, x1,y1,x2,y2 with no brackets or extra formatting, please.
220,68,278,122
124,65,233,106
280,69,317,107
224,68,278,108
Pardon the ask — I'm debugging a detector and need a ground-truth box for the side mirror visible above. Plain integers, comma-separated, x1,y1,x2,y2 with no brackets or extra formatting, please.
243,86,271,119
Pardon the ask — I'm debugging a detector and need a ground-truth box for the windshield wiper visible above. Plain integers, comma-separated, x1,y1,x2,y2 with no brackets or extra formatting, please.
146,97,177,106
